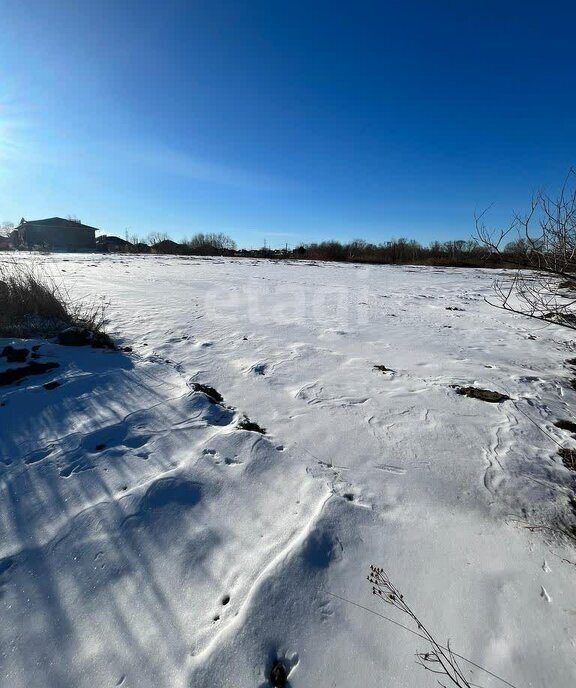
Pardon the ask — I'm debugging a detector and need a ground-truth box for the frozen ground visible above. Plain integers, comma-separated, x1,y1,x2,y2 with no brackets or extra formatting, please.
1,254,576,688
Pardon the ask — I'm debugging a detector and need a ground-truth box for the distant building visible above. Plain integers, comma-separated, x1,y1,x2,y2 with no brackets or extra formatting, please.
151,239,185,255
15,217,98,251
96,235,132,252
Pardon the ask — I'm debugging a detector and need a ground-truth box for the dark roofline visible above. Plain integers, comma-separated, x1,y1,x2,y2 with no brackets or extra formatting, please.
16,217,100,232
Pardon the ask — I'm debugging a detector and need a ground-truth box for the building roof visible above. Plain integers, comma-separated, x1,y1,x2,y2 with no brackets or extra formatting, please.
152,239,185,254
17,217,100,232
96,235,132,246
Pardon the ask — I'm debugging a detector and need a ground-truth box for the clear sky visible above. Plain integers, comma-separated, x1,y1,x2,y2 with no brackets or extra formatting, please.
1,1,575,248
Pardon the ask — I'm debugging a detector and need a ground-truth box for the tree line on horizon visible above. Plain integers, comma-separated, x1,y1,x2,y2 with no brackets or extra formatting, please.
0,220,530,267
116,230,529,268
125,220,549,267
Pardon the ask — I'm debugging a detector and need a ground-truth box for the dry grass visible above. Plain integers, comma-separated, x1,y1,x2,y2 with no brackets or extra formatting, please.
559,447,576,471
0,261,105,337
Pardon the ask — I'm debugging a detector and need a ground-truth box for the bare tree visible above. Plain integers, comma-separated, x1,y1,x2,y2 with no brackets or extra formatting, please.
182,232,236,255
0,221,14,237
476,168,576,330
146,232,170,246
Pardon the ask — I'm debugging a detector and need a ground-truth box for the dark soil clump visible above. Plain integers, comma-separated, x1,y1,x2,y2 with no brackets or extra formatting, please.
0,361,60,386
43,380,61,390
237,416,266,433
191,383,223,404
555,419,576,433
0,346,29,363
452,385,510,403
374,364,392,373
57,327,116,350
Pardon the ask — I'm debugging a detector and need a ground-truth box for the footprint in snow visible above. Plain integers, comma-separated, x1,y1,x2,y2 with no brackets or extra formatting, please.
265,653,299,688
0,557,15,578
59,456,94,478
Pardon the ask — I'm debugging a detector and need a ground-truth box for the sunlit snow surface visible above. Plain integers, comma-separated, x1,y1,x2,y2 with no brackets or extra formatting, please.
1,253,576,688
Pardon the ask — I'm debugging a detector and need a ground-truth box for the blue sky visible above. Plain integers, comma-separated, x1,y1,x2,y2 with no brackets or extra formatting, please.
1,1,575,248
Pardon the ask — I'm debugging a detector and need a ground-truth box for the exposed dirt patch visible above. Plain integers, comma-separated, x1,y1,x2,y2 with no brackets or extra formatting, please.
191,383,223,404
43,380,61,390
555,419,576,433
452,385,510,403
57,327,116,350
237,416,266,434
0,346,29,363
0,361,60,387
373,364,393,373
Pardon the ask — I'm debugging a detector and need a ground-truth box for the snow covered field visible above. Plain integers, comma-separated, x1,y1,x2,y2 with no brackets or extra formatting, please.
1,254,576,688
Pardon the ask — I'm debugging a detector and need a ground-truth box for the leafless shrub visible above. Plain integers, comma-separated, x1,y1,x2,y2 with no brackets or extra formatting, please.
368,566,472,687
182,232,237,255
476,168,576,329
558,447,576,471
146,231,170,246
0,261,106,337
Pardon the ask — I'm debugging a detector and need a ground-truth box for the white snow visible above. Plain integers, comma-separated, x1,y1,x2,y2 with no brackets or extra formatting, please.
1,253,576,687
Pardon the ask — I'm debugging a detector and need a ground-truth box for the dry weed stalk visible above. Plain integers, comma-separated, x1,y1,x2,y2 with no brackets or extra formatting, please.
368,565,473,687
